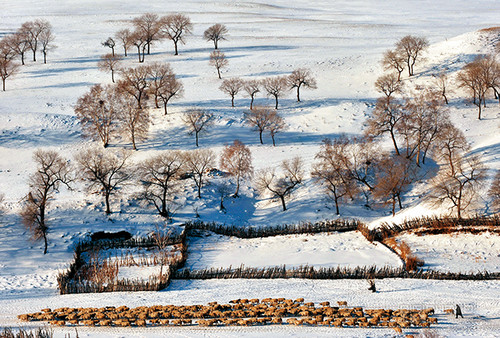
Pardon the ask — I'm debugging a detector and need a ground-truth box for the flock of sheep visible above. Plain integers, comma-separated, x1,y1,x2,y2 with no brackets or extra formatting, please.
18,298,437,333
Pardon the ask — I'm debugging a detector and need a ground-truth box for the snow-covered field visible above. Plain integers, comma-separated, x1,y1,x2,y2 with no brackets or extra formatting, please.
1,0,500,336
398,232,500,273
184,231,402,270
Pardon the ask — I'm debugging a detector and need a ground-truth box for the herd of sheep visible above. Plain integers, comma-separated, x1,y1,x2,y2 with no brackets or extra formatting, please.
18,298,437,333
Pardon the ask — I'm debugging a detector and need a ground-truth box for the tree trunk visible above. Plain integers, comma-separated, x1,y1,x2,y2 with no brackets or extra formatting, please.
477,102,482,120
197,182,201,199
2,78,5,92
155,95,159,108
392,196,396,216
174,41,178,55
271,133,276,146
195,131,199,147
21,52,25,65
132,132,137,150
397,194,402,210
259,130,263,144
231,96,235,107
43,232,48,255
214,40,218,50
124,47,128,57
163,101,168,115
234,174,240,197
280,195,287,211
334,195,340,215
147,42,150,55
111,47,115,57
43,51,47,64
105,193,111,215
390,130,400,155
217,67,221,79
220,196,225,211
250,96,254,110
111,69,115,83
296,86,301,102
137,46,141,62
32,49,36,62
274,96,279,109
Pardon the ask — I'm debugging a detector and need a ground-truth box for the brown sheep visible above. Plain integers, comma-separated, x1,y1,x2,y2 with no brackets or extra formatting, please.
295,298,304,303
444,309,454,314
393,327,403,334
319,301,330,307
337,301,347,307
99,319,112,326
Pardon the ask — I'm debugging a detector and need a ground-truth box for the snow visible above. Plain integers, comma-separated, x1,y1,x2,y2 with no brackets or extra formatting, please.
397,232,500,273
1,0,500,336
184,231,402,270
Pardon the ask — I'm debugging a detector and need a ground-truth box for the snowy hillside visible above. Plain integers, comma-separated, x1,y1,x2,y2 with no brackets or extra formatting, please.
1,0,500,337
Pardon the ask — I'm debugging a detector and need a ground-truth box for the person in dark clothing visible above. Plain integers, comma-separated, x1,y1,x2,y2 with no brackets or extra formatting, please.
456,304,463,318
368,279,376,293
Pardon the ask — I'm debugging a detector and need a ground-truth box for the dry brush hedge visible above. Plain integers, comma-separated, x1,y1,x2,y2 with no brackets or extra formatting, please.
18,299,438,330
174,264,499,280
57,229,187,294
184,219,361,238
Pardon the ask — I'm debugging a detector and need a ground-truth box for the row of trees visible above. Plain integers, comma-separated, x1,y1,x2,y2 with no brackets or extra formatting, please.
0,19,55,91
105,13,228,62
362,35,492,218
218,68,317,109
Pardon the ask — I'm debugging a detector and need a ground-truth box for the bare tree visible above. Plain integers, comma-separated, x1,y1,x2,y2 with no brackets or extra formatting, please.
457,55,499,119
6,31,30,65
158,73,184,115
433,72,450,104
204,23,228,49
21,150,72,254
365,96,404,155
398,89,449,165
256,157,304,211
138,151,185,218
431,152,485,219
116,90,150,150
147,62,173,108
130,30,147,63
98,53,122,83
102,37,116,56
430,123,484,218
263,76,289,109
184,149,216,198
21,19,51,62
395,35,429,76
115,29,134,57
39,23,55,64
74,84,120,147
0,37,17,61
268,110,286,146
0,58,19,91
160,14,193,56
76,147,132,215
209,50,228,79
151,225,172,285
220,140,253,196
132,13,162,55
381,49,406,81
330,135,381,206
243,79,261,110
117,65,150,109
488,170,500,213
214,179,232,211
288,68,317,102
373,154,418,216
219,78,243,107
182,110,215,147
244,106,272,144
374,73,404,100
312,139,357,215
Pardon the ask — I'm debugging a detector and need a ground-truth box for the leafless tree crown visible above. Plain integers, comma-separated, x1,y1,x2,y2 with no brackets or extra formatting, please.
204,23,228,49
